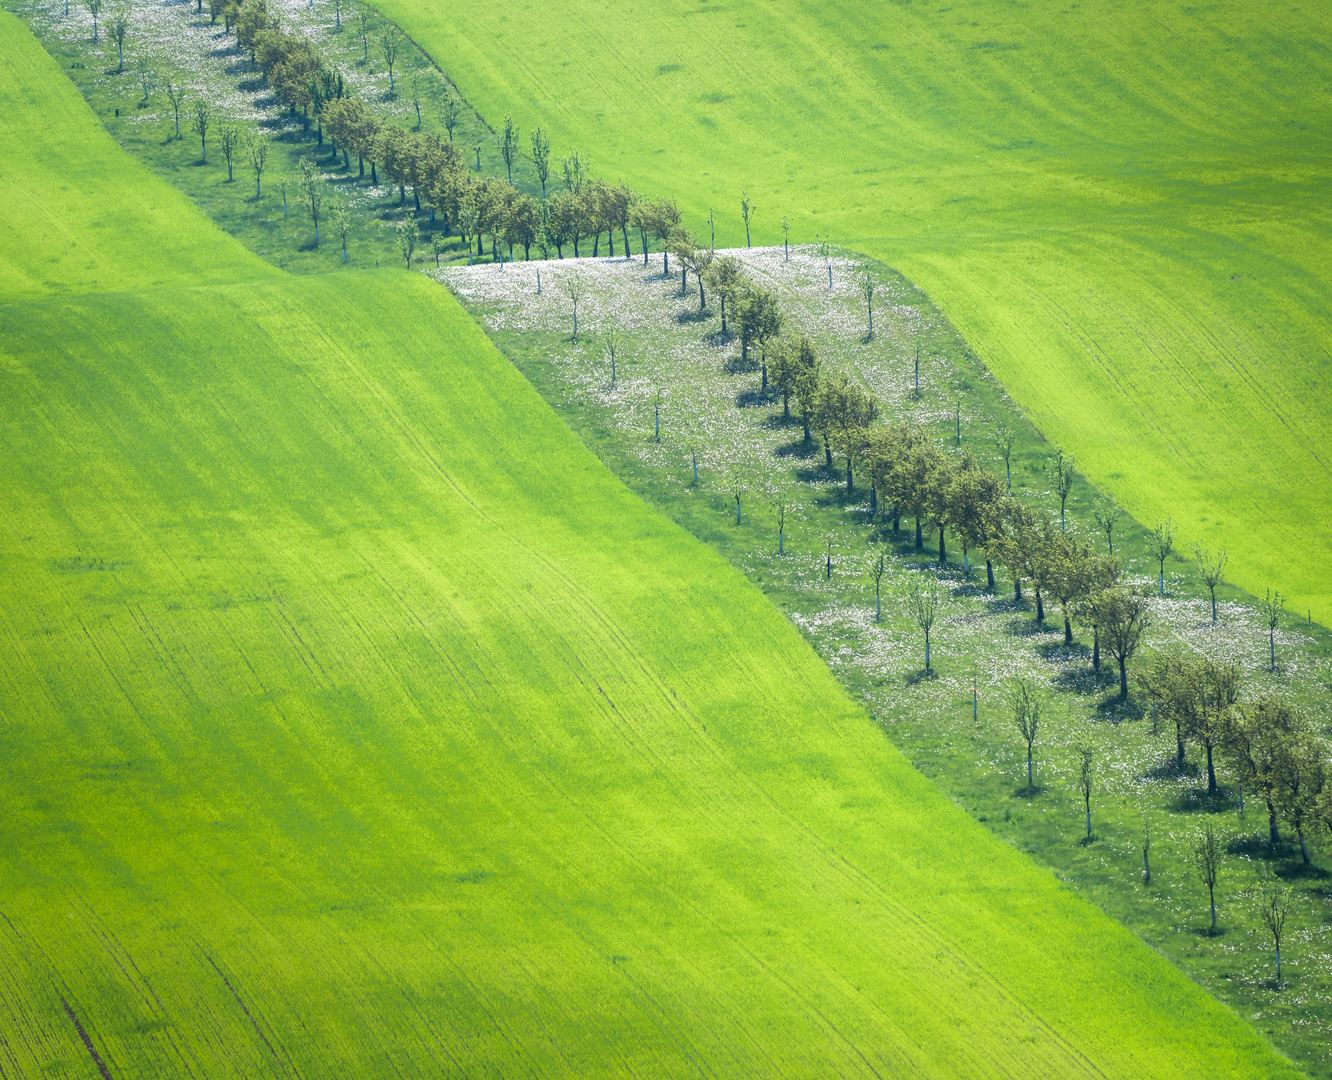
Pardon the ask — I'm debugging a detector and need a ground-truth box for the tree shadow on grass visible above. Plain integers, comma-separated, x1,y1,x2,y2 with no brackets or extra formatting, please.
1227,834,1296,861
1189,925,1228,939
905,667,939,687
1053,663,1116,696
773,438,817,460
1094,695,1145,723
725,354,759,375
1140,756,1199,782
1007,616,1054,639
735,387,776,409
675,307,710,325
1172,787,1237,814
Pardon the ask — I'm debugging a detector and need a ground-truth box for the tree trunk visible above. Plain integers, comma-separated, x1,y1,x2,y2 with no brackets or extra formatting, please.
1299,830,1310,865
938,528,945,566
663,249,668,275
1268,802,1280,845
846,460,853,494
925,632,931,669
1209,892,1216,930
699,277,705,310
1177,728,1186,765
1027,750,1033,788
915,519,923,551
593,232,599,257
782,391,789,418
1276,947,1282,986
761,363,767,391
1143,850,1151,883
1014,578,1022,601
720,296,727,335
1086,808,1092,840
1119,657,1128,701
870,485,877,515
824,437,832,467
1064,617,1072,645
986,560,994,591
1035,590,1044,622
1206,743,1216,794
1092,627,1100,670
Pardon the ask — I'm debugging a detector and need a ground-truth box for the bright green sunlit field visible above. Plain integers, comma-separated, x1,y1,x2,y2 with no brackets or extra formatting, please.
0,11,1304,1076
375,0,1332,626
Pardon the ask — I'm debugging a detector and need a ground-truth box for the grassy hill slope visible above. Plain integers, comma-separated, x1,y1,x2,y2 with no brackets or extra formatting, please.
0,12,1302,1077
374,0,1332,625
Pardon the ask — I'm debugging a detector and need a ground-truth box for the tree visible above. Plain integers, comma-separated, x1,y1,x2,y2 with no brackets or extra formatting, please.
1222,696,1298,847
705,255,744,336
1192,821,1221,932
602,323,622,388
1189,657,1240,795
1141,818,1152,884
329,203,352,263
1100,587,1152,701
635,196,680,272
1078,745,1094,840
356,6,370,61
1149,517,1174,595
380,27,402,94
545,191,577,259
872,552,886,621
107,6,129,70
740,190,755,247
1045,525,1103,644
333,0,342,30
856,267,875,337
439,91,461,143
192,98,212,163
735,285,781,367
395,216,417,268
781,215,791,260
992,424,1014,490
775,496,788,555
164,78,186,139
497,115,520,183
505,192,541,261
667,226,697,296
1260,588,1285,670
1047,446,1075,529
135,56,153,105
85,0,102,43
298,157,324,244
431,231,447,268
792,337,822,447
560,148,587,196
561,271,586,340
1273,730,1325,866
818,375,878,494
528,126,551,197
1142,649,1192,766
1093,502,1121,554
906,573,942,671
1254,867,1291,986
218,124,239,182
1193,543,1227,624
406,71,425,128
1011,678,1043,789
245,128,270,197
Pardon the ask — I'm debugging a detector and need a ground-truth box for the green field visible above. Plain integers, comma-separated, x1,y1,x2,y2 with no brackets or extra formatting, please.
0,11,1308,1076
373,0,1332,628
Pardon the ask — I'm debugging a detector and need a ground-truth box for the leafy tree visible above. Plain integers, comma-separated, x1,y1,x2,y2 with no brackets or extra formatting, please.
85,0,102,43
560,148,587,196
1222,696,1299,847
245,128,270,197
818,374,878,493
528,126,551,196
667,226,697,295
1193,543,1227,624
1254,867,1291,986
298,157,324,244
906,573,942,670
986,493,1035,599
1093,501,1122,554
740,190,755,247
1192,821,1221,932
439,91,461,143
218,124,239,182
1142,649,1194,767
1078,745,1095,840
1100,586,1152,701
380,27,402,95
1190,657,1240,795
1273,729,1325,865
505,191,541,261
497,115,520,183
164,78,186,139
634,196,681,272
792,337,822,446
704,255,744,336
560,271,586,340
430,231,447,268
192,97,212,163
856,267,875,336
395,217,417,268
1010,677,1043,788
1260,587,1285,670
1047,530,1103,644
735,285,780,366
1072,558,1120,670
1047,445,1075,529
945,451,1002,580
545,191,578,258
107,6,129,70
1149,517,1174,595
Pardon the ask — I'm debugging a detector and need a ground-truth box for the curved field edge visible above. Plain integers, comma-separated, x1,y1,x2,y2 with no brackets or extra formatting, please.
367,0,1332,628
0,10,1304,1077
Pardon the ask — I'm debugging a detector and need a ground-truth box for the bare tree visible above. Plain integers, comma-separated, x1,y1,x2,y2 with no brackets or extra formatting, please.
1141,817,1152,883
245,129,270,198
329,203,352,263
1011,678,1043,788
781,215,791,260
872,552,886,621
356,6,370,61
601,323,622,388
528,126,551,196
560,271,586,340
775,496,788,555
906,574,942,671
431,231,447,268
395,217,417,268
192,97,211,163
135,56,153,105
1193,543,1227,624
1254,867,1291,986
856,267,875,337
1093,502,1122,554
740,190,755,247
407,71,425,128
992,425,1014,490
164,78,186,139
1078,745,1095,840
1192,821,1221,932
380,26,402,95
1047,446,1076,529
298,157,324,245
85,0,102,43
1149,517,1174,595
1260,588,1285,670
497,115,520,183
439,91,461,144
218,124,239,181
